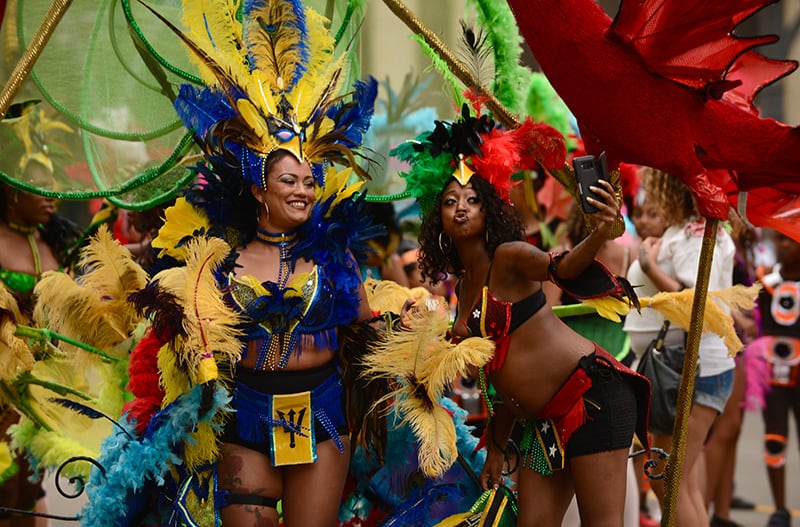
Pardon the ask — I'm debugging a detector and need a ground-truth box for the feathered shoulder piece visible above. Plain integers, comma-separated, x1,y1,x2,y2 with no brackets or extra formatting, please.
392,103,565,219
549,250,639,317
142,0,377,184
290,165,385,323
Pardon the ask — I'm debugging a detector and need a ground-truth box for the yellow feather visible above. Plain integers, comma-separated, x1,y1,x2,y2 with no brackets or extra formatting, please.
76,225,149,325
289,8,338,121
247,71,278,116
302,8,336,81
324,167,364,211
292,54,346,123
0,287,34,381
151,197,211,262
11,355,127,475
159,340,191,405
639,284,759,356
361,293,495,477
581,296,631,323
428,337,494,399
394,392,458,478
184,421,223,471
0,442,11,477
180,237,244,382
364,278,432,315
33,273,128,359
237,98,271,142
33,226,147,359
22,429,99,479
182,0,250,88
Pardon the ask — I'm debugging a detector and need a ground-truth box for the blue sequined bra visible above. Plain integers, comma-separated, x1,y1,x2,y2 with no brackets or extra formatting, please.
226,264,339,369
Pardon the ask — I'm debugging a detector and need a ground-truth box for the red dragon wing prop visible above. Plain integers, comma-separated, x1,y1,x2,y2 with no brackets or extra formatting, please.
609,0,798,98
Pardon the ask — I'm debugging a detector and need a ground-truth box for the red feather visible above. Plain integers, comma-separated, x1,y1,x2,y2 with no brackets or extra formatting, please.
507,0,800,241
123,328,167,435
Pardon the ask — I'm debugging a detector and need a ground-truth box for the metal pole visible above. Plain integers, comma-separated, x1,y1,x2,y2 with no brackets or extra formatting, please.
380,0,520,130
660,218,718,526
0,0,75,119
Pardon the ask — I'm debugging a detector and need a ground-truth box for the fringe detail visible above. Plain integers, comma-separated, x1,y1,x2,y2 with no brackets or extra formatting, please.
742,336,773,411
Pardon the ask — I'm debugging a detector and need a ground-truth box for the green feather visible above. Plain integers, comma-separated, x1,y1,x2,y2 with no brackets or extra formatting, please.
411,34,467,112
467,0,532,116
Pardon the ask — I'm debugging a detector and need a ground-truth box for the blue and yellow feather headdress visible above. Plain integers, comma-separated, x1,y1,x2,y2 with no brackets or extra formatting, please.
144,0,377,187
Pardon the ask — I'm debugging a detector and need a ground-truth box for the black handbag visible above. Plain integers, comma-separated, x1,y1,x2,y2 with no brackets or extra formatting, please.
636,320,691,434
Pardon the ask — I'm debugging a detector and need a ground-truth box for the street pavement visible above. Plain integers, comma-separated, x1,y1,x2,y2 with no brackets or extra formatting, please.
39,403,800,526
644,408,800,527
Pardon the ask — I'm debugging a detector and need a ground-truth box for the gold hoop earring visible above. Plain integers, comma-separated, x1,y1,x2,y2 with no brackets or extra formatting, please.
438,232,452,254
263,203,269,219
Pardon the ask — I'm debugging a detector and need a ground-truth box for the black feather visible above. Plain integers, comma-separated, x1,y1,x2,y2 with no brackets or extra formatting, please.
2,100,41,121
618,276,641,312
49,397,133,439
128,282,186,341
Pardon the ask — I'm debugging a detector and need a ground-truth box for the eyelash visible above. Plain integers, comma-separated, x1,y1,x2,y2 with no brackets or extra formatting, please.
443,196,479,206
279,177,314,187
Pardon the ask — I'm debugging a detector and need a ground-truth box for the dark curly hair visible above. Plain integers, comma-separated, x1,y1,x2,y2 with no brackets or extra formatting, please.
418,175,523,284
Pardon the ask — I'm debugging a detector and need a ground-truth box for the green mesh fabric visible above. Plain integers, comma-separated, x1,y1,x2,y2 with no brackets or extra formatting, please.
0,0,198,207
0,0,373,208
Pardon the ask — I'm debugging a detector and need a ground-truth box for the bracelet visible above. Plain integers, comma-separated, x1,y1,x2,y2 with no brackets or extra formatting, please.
547,250,571,283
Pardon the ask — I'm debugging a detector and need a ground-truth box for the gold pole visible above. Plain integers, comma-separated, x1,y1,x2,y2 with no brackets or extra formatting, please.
660,218,718,526
0,0,74,119
380,0,520,130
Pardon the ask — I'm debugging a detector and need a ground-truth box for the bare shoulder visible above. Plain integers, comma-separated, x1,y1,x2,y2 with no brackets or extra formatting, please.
493,241,549,276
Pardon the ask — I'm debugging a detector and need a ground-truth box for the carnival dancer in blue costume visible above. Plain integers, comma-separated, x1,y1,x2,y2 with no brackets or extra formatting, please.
113,1,384,526
387,101,650,526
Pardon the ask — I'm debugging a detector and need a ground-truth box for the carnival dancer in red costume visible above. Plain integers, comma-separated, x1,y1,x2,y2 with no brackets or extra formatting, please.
391,103,650,526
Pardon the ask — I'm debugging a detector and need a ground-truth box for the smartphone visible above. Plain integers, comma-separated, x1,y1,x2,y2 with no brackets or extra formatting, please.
572,152,608,213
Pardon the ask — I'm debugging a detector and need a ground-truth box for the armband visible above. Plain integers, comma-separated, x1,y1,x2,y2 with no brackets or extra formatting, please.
549,251,640,310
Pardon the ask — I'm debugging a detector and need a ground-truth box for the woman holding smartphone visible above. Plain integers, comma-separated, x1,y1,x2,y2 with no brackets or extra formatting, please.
393,105,650,526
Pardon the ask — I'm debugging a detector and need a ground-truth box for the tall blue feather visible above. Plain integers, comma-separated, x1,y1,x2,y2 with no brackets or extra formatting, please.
174,85,238,138
327,76,379,146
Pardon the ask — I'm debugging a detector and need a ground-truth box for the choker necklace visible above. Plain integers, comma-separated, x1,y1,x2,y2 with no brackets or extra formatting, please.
7,220,38,235
6,221,42,277
255,229,297,246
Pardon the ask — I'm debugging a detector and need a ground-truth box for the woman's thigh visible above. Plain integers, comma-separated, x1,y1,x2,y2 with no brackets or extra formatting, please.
217,442,283,526
282,436,351,527
517,466,574,527
571,448,631,527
